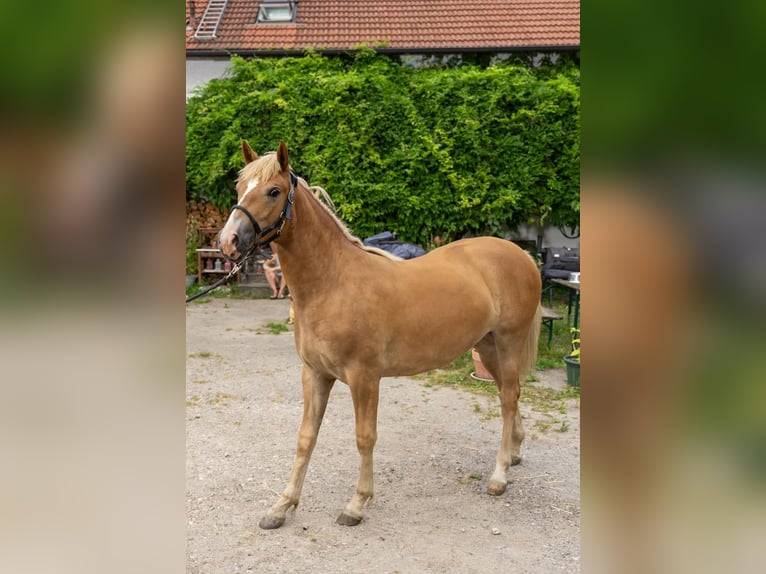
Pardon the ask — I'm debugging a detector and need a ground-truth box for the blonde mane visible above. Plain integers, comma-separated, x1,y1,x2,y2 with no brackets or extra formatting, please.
301,180,401,261
238,152,400,261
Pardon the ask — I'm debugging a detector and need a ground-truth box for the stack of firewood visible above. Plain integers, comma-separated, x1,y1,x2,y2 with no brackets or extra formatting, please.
186,201,228,232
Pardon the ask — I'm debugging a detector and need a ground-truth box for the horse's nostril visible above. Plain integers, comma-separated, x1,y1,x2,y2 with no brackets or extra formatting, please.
230,233,238,249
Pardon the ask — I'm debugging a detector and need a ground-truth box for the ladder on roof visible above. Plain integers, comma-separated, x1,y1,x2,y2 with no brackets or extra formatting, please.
194,0,229,40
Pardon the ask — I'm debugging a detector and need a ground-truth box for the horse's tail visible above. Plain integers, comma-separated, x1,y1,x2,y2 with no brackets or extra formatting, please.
520,303,542,377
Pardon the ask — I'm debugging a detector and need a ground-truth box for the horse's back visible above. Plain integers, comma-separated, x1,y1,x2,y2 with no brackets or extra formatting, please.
416,236,539,291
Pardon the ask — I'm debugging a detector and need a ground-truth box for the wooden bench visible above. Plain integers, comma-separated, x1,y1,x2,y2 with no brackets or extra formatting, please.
541,306,563,347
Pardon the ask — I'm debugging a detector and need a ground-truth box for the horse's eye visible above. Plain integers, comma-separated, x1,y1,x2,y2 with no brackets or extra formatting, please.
268,187,280,198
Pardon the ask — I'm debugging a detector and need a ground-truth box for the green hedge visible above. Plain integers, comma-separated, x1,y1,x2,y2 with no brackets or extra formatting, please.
186,50,579,246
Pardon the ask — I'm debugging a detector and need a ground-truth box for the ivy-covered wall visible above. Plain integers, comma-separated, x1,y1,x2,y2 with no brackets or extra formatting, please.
186,49,579,246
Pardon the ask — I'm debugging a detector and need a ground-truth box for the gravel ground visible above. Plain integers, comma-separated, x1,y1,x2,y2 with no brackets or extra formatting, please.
187,298,580,574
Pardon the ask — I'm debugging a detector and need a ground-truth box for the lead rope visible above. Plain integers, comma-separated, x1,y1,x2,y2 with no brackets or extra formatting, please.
185,255,251,303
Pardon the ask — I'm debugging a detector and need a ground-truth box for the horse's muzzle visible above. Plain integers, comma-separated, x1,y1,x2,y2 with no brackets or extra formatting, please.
219,221,254,262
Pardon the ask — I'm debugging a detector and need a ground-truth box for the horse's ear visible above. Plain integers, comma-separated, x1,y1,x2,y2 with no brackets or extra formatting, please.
277,140,289,172
242,140,258,164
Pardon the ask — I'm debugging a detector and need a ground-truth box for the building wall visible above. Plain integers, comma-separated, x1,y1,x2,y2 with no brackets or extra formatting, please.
186,58,232,100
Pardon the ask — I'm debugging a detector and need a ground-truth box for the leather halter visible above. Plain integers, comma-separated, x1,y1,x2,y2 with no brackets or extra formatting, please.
224,170,297,260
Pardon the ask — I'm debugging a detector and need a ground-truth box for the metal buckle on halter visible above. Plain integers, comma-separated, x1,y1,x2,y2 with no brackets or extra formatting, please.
285,171,297,219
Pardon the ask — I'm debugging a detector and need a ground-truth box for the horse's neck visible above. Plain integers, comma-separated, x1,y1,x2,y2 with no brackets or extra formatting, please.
277,186,360,301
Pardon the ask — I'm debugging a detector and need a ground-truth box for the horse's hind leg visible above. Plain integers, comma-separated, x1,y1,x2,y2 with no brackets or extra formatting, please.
474,334,524,497
260,367,335,529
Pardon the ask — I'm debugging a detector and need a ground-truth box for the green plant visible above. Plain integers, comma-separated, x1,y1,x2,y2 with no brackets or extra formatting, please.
568,327,580,363
265,321,289,335
186,218,200,275
186,51,579,247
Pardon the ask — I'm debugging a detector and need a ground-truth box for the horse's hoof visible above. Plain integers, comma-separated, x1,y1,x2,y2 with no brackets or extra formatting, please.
336,512,362,526
259,514,285,530
487,480,507,496
511,455,522,466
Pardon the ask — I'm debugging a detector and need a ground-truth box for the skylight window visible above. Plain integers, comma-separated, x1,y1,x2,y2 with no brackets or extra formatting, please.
257,1,296,23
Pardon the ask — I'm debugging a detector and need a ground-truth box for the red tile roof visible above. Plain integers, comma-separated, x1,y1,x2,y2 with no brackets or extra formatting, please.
186,0,580,54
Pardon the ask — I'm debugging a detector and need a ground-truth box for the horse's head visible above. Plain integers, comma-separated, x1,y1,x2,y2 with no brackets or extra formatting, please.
219,140,295,261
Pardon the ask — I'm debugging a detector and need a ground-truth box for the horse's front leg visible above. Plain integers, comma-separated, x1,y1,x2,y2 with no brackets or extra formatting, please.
336,375,380,526
259,367,335,529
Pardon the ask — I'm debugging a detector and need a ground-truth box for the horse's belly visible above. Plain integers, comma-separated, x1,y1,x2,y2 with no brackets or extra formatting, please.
382,352,465,377
380,319,487,377
295,277,496,379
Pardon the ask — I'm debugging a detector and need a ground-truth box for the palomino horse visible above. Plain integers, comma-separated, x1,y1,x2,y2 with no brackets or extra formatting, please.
219,141,542,529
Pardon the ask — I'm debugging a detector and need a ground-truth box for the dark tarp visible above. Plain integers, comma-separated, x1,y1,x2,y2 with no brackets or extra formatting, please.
363,231,426,260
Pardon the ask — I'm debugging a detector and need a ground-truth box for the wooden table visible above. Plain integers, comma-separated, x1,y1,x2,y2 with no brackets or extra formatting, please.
551,278,580,328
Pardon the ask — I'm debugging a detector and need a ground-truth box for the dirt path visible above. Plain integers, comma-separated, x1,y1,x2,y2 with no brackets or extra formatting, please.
187,299,580,573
